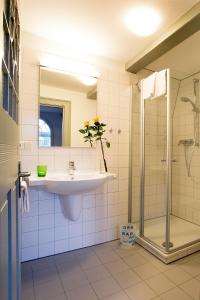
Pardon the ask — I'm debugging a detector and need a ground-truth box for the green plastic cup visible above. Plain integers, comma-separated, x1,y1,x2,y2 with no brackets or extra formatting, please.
37,165,47,177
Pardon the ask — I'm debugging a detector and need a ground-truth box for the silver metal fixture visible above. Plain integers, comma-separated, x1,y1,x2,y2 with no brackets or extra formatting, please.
180,97,200,113
69,161,76,176
178,139,194,146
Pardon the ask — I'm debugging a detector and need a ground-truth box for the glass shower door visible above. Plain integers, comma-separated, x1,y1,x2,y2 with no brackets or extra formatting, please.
140,69,171,251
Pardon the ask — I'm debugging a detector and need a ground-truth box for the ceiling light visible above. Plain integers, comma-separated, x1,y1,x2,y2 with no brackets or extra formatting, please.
79,76,97,86
124,7,161,37
40,54,100,78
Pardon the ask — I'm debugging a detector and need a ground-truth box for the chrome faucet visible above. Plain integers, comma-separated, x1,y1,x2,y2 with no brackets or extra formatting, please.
68,161,76,176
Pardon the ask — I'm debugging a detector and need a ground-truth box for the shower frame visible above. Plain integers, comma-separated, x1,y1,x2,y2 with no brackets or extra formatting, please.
130,69,200,264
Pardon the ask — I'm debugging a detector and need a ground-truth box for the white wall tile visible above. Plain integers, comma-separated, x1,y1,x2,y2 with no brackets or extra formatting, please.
54,240,69,254
39,229,54,244
69,237,83,250
55,213,68,227
39,199,54,215
22,246,38,261
83,221,95,235
22,231,38,248
39,242,54,257
39,214,54,229
22,216,38,233
54,226,68,241
69,223,83,238
83,233,96,247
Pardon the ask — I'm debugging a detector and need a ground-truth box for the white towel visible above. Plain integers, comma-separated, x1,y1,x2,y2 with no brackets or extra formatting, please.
154,69,167,98
21,180,30,213
142,73,156,100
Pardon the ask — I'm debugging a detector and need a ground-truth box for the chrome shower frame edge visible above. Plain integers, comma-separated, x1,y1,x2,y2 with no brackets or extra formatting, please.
136,236,200,264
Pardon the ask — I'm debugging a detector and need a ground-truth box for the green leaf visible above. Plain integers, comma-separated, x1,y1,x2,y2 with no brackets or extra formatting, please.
106,141,110,148
79,129,85,134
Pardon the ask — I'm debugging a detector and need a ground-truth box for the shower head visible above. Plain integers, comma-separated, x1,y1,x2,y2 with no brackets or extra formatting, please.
180,97,200,113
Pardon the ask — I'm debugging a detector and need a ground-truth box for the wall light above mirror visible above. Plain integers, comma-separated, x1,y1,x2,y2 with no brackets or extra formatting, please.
39,66,97,148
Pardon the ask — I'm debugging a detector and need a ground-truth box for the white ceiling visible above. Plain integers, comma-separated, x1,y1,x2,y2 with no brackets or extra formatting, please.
20,0,199,63
148,30,200,79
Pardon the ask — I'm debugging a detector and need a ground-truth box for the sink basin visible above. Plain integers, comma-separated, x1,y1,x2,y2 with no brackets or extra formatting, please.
29,172,116,194
29,172,116,221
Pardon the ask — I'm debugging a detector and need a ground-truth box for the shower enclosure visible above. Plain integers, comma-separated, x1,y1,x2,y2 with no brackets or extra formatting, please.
130,68,200,263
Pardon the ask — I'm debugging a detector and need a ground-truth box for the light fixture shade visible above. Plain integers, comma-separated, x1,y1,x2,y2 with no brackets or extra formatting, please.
124,7,161,37
40,54,100,78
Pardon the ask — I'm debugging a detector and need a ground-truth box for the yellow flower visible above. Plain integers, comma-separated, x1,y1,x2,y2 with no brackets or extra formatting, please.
93,116,99,123
83,120,89,127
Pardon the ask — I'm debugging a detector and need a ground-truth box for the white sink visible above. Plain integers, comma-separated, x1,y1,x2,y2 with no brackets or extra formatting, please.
29,172,116,221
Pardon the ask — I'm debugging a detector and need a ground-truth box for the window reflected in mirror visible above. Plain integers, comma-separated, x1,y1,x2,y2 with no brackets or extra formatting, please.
39,66,97,148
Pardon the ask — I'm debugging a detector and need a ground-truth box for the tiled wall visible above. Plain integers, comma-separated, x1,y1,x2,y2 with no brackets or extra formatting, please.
20,32,134,261
172,75,200,225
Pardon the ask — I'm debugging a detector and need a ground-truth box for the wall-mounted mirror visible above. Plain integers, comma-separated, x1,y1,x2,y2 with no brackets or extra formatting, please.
39,67,97,147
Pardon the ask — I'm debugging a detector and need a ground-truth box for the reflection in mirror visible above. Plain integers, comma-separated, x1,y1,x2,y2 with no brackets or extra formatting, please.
39,67,97,147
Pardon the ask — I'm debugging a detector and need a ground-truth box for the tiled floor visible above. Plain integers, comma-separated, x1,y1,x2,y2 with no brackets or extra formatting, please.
21,241,200,300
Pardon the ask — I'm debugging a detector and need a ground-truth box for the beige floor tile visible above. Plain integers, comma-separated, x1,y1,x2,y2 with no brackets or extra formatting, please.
57,260,81,274
137,248,156,261
73,247,95,259
79,254,102,270
113,243,140,256
145,273,175,295
84,265,111,283
91,276,121,298
105,259,129,275
22,274,34,289
125,281,156,300
93,242,112,254
188,251,200,261
33,267,60,286
133,263,161,280
150,259,175,272
179,260,200,276
35,279,64,300
112,268,142,289
46,294,67,300
163,267,191,285
32,257,56,272
160,287,192,300
103,290,130,300
179,278,200,300
54,252,76,265
22,261,32,274
60,269,89,291
67,284,98,300
21,287,35,300
123,253,148,268
97,249,119,263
